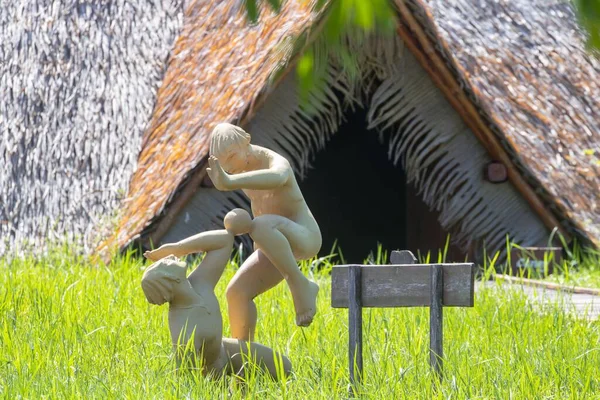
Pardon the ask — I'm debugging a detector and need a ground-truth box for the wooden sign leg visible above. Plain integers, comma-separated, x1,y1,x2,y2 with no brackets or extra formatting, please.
348,265,363,393
430,264,443,380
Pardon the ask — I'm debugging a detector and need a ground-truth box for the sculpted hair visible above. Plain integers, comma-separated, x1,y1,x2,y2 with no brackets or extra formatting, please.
141,257,186,305
209,123,251,157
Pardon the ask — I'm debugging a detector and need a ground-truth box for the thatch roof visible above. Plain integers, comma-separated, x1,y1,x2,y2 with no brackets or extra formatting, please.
105,0,600,255
413,0,600,246
1,1,183,256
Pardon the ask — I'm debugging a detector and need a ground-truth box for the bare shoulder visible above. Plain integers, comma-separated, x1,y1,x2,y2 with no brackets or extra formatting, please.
266,149,291,170
254,146,288,164
255,147,291,176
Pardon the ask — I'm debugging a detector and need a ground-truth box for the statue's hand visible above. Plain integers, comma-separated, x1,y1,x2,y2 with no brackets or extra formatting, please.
143,249,162,262
144,244,178,261
207,155,232,191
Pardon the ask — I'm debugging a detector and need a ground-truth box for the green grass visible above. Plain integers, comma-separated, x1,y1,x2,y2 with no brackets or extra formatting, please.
546,265,600,289
544,247,600,289
1,249,600,399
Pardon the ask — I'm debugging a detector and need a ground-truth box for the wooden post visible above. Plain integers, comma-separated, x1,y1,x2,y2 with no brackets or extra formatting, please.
348,265,363,391
430,264,443,379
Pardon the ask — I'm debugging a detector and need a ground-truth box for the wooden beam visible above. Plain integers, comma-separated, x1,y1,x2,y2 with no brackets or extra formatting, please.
331,263,475,308
394,0,570,241
348,265,363,391
429,264,444,379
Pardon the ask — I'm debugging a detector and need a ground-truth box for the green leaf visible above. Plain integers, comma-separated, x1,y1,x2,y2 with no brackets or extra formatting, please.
296,50,314,78
354,0,374,31
324,0,345,44
265,0,282,13
244,0,259,24
296,51,315,103
574,0,600,52
373,0,397,33
314,0,328,12
575,0,600,17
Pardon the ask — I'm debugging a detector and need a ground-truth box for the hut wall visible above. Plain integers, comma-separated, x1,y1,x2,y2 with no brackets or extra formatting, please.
160,34,551,259
1,1,184,256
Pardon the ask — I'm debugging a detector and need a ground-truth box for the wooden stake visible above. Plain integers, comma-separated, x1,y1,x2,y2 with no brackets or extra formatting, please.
348,265,363,392
430,264,443,380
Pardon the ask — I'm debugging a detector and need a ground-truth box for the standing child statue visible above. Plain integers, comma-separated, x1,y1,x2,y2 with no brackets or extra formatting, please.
142,209,292,380
206,123,322,340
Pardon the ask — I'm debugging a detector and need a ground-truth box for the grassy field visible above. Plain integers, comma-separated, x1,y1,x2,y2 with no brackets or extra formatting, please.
544,247,600,289
1,249,599,399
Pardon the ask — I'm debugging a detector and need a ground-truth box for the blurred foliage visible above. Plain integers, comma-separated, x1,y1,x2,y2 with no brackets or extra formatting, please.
574,0,600,53
244,0,283,23
243,0,396,107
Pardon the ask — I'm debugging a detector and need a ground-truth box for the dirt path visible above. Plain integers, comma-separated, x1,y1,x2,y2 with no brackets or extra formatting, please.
477,280,600,320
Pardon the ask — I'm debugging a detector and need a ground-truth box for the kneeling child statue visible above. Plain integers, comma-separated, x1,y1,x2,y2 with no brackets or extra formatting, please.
141,209,292,380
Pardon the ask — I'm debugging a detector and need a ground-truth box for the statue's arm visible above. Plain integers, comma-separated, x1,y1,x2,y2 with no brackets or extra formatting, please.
173,229,233,255
144,230,233,261
208,155,290,191
227,166,289,190
186,231,234,290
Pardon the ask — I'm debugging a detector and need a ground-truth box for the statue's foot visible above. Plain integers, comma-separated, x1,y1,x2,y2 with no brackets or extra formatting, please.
290,279,319,327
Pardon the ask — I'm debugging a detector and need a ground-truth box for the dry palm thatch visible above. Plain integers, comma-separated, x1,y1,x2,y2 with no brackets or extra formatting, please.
410,0,600,246
104,0,599,258
1,0,184,256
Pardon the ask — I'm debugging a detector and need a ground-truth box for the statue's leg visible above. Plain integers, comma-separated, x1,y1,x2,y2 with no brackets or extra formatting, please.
221,338,292,381
226,249,283,341
249,215,320,327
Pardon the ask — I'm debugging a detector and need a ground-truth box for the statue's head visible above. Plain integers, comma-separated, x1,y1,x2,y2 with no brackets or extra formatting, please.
141,256,187,305
224,208,252,235
209,123,252,173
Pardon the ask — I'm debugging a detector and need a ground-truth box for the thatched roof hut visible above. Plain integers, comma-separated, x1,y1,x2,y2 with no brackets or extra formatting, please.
101,0,600,263
10,0,598,262
1,1,183,255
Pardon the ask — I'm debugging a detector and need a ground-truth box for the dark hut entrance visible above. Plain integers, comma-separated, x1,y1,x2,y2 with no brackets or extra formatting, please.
299,107,465,263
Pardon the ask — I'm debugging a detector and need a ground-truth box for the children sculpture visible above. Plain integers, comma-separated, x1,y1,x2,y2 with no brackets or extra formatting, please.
142,209,292,380
206,123,322,340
